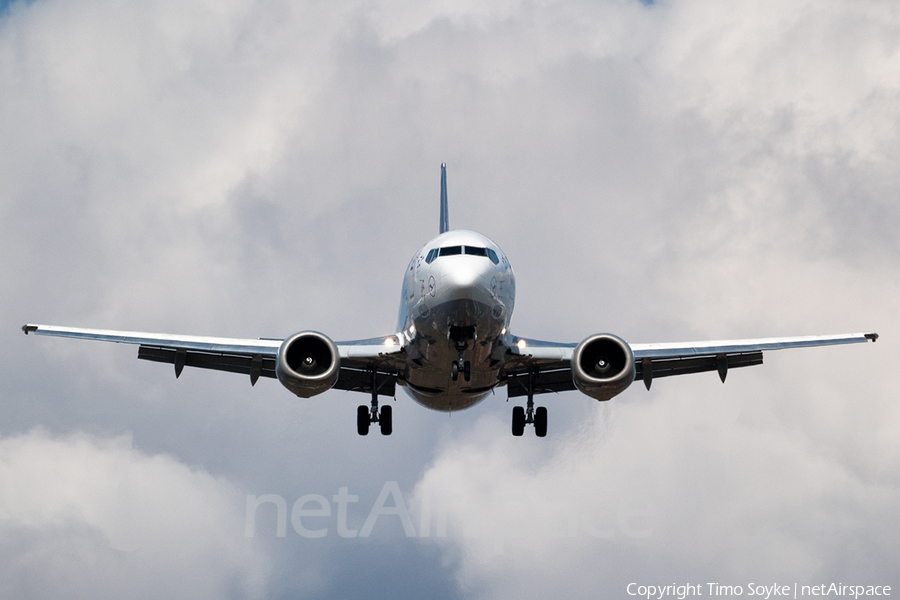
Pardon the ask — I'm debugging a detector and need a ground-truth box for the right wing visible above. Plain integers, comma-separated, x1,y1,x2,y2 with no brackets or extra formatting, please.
22,324,406,395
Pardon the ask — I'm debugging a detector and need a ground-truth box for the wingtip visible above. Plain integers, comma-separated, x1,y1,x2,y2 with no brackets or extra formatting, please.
865,332,879,342
22,324,37,335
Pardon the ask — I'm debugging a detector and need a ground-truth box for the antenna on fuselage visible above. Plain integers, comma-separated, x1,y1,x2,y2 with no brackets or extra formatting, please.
439,163,449,234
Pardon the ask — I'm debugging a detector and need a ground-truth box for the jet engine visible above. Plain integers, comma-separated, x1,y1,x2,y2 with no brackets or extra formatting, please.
571,334,635,401
276,331,340,398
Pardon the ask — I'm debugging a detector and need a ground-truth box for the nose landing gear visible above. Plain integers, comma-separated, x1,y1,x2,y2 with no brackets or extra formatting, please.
450,358,471,382
449,325,474,382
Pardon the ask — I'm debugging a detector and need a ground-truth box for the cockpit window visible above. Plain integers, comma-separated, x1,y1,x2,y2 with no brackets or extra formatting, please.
429,245,500,264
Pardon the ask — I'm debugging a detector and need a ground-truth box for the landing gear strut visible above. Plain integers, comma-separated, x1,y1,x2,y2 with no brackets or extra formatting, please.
358,369,392,436
449,325,474,382
511,368,547,437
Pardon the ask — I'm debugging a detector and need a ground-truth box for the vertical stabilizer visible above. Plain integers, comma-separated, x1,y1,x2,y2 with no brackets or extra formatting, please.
439,163,449,234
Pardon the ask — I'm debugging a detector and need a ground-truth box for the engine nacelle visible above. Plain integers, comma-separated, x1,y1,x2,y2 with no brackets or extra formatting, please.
276,331,340,398
571,334,635,401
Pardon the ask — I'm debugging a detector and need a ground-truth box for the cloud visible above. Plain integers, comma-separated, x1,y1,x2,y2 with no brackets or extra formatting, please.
2,0,899,597
414,372,900,598
0,429,270,599
407,0,900,597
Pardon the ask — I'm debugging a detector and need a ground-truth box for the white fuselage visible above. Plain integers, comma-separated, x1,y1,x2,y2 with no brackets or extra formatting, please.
397,230,516,411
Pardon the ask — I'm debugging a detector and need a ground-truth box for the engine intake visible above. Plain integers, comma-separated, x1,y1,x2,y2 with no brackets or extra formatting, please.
571,334,635,401
276,331,340,398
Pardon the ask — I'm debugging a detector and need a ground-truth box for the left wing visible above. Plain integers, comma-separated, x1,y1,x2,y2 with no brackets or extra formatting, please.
629,333,878,389
501,332,878,397
22,324,405,394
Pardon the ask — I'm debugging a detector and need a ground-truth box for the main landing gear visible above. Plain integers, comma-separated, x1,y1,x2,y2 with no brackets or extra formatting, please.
358,370,392,436
511,369,547,437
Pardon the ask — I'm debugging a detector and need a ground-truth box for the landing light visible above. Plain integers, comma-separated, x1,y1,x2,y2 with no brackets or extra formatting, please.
517,339,527,349
384,338,395,347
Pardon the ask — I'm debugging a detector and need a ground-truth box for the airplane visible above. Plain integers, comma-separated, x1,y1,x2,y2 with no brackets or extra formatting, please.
23,164,878,437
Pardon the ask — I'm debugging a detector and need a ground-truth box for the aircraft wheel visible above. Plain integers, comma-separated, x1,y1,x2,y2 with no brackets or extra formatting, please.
357,405,370,436
380,405,393,436
451,362,459,381
512,406,525,436
463,361,471,382
534,406,548,437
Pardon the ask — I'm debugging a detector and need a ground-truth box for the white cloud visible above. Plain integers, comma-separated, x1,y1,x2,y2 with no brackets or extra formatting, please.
407,0,900,596
0,429,269,600
2,0,898,597
415,373,900,598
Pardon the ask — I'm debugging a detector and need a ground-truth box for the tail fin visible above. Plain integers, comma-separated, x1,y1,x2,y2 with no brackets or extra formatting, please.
439,163,449,234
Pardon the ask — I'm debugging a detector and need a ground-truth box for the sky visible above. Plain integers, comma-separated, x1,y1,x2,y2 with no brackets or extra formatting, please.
1,0,899,598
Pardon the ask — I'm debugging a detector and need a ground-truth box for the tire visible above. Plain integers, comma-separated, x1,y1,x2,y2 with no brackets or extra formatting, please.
451,361,459,381
357,405,370,436
463,361,471,382
380,405,393,436
534,406,548,438
512,406,525,436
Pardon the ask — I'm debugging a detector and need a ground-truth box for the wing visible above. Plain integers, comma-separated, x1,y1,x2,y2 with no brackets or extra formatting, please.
501,337,578,398
500,332,878,397
22,324,405,395
629,332,878,389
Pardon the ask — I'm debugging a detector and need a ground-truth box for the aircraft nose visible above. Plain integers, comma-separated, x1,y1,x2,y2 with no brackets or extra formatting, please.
440,257,495,301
